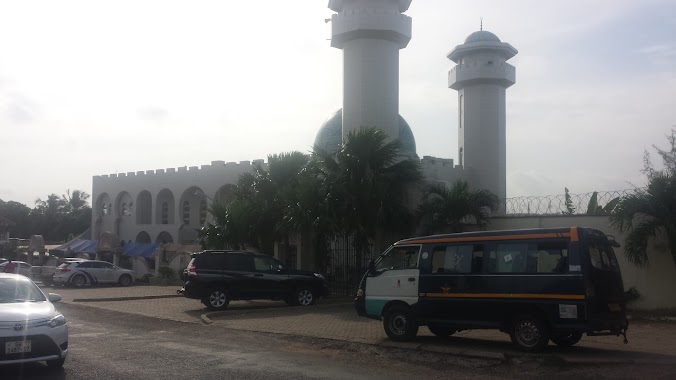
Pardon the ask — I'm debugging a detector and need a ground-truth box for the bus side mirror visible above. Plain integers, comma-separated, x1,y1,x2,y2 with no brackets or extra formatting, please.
367,260,375,275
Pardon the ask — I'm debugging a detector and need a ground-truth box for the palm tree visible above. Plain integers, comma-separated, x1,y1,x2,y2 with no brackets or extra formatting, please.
610,170,676,267
34,194,66,216
417,180,499,234
62,189,91,213
313,128,422,266
611,128,676,267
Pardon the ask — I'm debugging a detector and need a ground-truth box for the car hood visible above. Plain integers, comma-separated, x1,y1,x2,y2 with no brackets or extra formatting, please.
0,301,57,322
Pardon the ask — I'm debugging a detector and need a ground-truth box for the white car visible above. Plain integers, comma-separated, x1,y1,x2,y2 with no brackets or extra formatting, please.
0,261,32,278
0,274,68,367
52,260,134,287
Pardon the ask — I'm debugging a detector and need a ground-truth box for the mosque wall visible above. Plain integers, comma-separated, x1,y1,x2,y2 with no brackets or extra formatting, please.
91,160,265,244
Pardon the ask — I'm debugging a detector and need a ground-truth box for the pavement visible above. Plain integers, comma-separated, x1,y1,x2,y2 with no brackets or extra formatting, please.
41,283,676,366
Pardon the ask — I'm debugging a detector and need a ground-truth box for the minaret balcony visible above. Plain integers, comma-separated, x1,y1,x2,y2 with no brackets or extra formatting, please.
330,11,412,48
448,62,516,89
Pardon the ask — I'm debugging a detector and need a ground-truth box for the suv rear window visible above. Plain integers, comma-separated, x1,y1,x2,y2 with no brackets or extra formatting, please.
197,253,255,272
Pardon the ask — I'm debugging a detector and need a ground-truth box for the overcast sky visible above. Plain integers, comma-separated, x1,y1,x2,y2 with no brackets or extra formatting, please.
1,0,675,207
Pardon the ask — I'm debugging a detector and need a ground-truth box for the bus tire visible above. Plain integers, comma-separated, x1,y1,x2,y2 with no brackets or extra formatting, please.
383,305,418,341
427,324,456,338
550,332,583,347
510,314,550,352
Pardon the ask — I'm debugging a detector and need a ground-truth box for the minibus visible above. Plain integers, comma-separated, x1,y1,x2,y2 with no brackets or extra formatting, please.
354,227,629,352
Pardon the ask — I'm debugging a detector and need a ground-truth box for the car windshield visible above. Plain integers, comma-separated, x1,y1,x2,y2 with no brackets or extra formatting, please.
0,278,46,303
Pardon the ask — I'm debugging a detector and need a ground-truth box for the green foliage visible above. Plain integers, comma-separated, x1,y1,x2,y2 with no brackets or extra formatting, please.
611,128,676,267
585,192,620,215
200,128,422,270
158,266,174,279
1,189,91,242
417,180,499,234
564,188,575,214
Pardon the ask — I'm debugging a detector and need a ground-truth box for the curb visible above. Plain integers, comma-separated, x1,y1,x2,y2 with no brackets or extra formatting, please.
72,294,183,303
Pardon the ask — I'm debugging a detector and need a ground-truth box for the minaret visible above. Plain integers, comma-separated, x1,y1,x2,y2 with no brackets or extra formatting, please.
328,0,412,143
448,29,517,201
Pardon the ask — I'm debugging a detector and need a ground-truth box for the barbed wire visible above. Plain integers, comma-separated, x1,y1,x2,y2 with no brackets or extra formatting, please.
498,189,637,216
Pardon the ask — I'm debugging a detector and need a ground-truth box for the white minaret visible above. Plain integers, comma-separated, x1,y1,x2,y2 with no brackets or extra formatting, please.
328,0,412,142
448,29,517,201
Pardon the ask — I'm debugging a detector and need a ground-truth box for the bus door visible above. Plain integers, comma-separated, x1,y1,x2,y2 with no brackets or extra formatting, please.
417,243,485,322
365,245,421,317
585,239,626,316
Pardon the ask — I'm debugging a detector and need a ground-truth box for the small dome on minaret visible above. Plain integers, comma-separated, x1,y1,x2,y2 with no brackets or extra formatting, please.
464,30,501,44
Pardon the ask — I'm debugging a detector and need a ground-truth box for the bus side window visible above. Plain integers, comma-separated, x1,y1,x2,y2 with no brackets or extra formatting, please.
431,244,483,274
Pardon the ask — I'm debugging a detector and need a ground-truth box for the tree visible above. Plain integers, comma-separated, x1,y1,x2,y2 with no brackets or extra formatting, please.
62,189,91,213
610,128,676,267
417,180,499,234
313,128,422,265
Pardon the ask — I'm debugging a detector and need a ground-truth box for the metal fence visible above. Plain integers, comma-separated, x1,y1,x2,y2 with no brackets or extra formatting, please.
499,189,635,216
325,237,376,296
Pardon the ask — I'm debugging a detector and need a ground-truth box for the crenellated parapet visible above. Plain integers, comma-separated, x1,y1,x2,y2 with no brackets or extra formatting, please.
93,159,268,184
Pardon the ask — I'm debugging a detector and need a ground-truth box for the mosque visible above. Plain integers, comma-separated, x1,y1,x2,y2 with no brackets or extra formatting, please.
89,0,517,269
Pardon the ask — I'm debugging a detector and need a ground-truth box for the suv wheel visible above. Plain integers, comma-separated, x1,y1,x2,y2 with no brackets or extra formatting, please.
118,274,133,287
290,288,315,306
203,288,230,311
71,274,86,288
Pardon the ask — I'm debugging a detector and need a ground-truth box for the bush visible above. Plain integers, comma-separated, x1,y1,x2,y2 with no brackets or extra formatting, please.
158,266,174,279
625,287,640,302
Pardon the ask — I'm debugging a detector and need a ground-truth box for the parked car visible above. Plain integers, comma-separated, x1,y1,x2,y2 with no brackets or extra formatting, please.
52,260,134,287
0,273,68,367
181,250,329,311
34,258,89,286
0,261,32,278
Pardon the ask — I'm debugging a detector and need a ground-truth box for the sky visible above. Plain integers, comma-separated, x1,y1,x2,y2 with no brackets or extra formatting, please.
1,0,675,207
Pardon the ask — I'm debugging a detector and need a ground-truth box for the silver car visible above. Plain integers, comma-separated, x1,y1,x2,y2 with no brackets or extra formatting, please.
0,274,68,367
0,261,32,278
52,260,134,287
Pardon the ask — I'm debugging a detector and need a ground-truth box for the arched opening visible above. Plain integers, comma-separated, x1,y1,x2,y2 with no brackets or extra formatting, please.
155,231,174,244
95,193,112,219
156,189,175,225
178,186,207,229
214,184,237,205
136,191,152,225
135,231,152,244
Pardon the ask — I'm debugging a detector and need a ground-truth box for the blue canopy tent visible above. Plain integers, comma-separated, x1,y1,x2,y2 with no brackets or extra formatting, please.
49,240,158,258
48,239,98,257
122,243,159,258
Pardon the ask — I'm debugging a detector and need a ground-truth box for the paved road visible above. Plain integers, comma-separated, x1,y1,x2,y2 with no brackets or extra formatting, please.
43,285,676,363
2,302,499,380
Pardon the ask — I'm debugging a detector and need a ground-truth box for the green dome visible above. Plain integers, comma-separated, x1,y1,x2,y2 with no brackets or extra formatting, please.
314,109,417,155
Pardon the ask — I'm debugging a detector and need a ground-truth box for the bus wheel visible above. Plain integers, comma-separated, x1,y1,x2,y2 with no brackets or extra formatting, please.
510,314,550,352
427,324,456,338
383,305,418,341
551,332,583,347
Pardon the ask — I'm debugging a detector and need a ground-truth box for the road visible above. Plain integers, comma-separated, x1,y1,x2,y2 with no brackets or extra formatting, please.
3,302,676,379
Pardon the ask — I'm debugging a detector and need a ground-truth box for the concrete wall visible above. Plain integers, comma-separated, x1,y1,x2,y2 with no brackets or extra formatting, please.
487,215,676,310
91,160,262,243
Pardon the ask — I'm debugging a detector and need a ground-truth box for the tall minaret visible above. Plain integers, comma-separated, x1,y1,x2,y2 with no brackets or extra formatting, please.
448,29,517,201
328,0,412,142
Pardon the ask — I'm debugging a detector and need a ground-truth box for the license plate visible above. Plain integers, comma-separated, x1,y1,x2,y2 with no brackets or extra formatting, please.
5,340,31,354
609,303,621,312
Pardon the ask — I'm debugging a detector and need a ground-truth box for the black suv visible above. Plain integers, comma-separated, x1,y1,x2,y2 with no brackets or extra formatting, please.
181,250,329,311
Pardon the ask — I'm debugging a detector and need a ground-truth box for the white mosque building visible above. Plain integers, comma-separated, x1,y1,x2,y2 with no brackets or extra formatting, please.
90,0,517,259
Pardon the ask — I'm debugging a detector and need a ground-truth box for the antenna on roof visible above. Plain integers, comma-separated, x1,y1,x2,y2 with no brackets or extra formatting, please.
480,17,483,31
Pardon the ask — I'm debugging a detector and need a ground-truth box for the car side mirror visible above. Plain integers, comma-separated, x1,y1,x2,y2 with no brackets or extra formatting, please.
48,293,62,303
